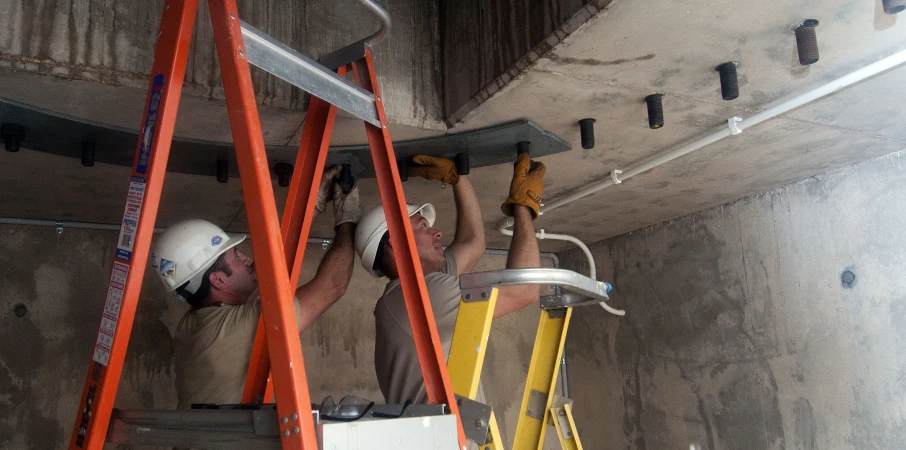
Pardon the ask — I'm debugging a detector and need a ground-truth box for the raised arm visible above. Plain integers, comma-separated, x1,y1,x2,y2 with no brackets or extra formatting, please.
409,155,485,272
494,153,545,317
294,179,361,332
448,176,485,273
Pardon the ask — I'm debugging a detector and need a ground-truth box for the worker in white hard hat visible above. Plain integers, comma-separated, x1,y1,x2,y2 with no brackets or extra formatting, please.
356,153,545,404
151,165,361,409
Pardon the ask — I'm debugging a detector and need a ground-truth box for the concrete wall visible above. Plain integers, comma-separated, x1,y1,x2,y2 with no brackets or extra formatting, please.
559,149,906,449
0,222,550,449
441,0,604,125
0,0,443,130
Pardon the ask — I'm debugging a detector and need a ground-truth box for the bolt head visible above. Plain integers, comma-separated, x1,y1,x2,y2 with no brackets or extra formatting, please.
795,19,820,30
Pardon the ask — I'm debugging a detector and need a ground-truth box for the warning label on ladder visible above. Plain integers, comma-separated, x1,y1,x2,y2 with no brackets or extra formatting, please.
115,177,146,261
93,262,130,366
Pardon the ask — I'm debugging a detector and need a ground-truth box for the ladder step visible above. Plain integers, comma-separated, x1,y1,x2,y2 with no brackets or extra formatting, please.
239,21,380,126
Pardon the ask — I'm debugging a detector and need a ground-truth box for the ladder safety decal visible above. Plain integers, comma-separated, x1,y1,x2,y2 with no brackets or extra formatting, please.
115,177,147,261
136,74,165,175
92,261,129,366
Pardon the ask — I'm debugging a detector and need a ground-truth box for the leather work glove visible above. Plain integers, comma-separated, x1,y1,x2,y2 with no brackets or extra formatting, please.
333,180,362,227
501,153,546,219
408,155,459,186
316,165,342,213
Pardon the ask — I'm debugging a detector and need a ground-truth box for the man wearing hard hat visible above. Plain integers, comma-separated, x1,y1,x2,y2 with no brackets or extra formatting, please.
151,166,361,408
355,153,546,404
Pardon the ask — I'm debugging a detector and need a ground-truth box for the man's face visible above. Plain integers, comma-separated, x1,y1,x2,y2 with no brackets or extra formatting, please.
219,247,257,300
410,214,445,272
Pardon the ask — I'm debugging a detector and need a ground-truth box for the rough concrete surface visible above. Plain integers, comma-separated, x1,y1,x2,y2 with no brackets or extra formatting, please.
441,0,598,122
453,0,906,249
559,149,906,449
2,0,905,254
0,0,444,131
0,222,555,449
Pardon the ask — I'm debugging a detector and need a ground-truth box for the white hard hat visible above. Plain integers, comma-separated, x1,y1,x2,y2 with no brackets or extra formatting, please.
150,219,247,301
355,203,435,277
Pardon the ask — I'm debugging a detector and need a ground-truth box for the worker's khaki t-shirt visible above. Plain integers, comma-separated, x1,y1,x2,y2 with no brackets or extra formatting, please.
173,291,300,409
374,249,482,404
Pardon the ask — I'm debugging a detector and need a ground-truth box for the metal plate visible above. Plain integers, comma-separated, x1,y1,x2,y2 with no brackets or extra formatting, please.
455,395,492,445
525,389,549,420
0,98,571,179
539,292,602,310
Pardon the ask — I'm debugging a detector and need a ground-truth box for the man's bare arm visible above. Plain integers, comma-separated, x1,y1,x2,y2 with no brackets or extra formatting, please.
448,176,486,273
294,223,355,332
493,205,541,317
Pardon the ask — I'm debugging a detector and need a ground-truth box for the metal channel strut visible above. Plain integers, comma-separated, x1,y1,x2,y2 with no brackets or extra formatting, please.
239,21,380,126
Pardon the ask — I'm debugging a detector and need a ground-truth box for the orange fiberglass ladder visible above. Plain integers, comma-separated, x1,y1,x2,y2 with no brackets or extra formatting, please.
67,1,468,449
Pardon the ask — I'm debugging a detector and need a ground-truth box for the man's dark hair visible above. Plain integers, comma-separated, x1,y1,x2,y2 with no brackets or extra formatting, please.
372,231,391,277
185,252,232,307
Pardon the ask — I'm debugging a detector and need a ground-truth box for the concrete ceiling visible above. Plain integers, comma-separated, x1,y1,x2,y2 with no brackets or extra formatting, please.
453,0,906,249
1,0,904,253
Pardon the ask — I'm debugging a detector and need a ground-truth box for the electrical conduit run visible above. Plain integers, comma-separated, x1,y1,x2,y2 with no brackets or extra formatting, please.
501,48,906,314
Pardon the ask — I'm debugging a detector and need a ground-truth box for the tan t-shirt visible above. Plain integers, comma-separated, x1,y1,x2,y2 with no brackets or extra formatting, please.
174,292,300,409
374,249,483,404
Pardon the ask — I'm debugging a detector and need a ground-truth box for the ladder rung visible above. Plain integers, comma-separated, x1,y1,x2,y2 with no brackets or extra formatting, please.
239,21,380,126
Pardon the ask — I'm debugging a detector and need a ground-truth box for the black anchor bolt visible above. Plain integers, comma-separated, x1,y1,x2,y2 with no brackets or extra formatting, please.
274,162,293,187
794,20,820,66
645,94,665,129
2,123,26,152
715,62,740,101
578,118,596,149
81,141,96,167
883,0,905,14
338,164,354,194
216,160,229,184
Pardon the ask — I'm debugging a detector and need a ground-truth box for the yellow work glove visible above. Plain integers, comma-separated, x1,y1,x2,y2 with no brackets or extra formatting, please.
408,155,459,185
316,165,342,213
501,153,546,219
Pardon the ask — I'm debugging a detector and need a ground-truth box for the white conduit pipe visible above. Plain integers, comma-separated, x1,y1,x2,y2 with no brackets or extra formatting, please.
502,48,906,315
0,217,562,262
543,48,906,214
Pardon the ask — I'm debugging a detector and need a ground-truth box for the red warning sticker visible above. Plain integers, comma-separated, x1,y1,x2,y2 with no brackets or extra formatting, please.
92,262,130,366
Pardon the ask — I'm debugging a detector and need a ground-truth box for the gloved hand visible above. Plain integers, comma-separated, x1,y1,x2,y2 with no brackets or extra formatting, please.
333,180,362,227
316,165,342,213
501,153,546,219
408,155,459,185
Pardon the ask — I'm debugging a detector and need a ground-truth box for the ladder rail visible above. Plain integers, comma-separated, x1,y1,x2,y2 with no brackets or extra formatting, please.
242,85,343,405
208,1,317,448
67,2,199,448
351,53,469,450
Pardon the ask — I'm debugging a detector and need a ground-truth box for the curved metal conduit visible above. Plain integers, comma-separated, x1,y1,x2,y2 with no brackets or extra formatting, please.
359,0,392,46
500,48,906,316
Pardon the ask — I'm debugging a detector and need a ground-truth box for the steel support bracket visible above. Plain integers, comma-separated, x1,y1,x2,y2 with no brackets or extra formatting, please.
455,395,492,445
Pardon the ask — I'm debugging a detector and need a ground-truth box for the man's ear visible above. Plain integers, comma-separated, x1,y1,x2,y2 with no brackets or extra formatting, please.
208,271,228,290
